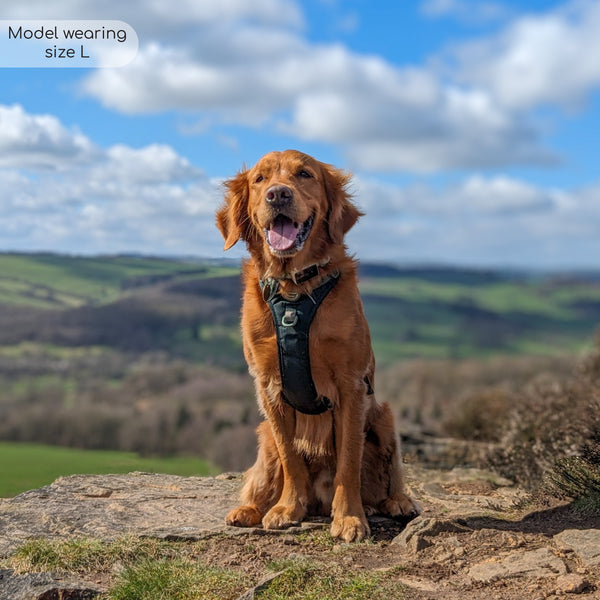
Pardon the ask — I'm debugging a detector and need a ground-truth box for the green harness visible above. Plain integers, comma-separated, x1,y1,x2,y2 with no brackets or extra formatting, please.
260,271,340,415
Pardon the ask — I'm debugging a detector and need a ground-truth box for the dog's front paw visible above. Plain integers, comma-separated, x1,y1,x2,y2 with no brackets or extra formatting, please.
262,504,304,530
226,505,262,527
330,514,370,543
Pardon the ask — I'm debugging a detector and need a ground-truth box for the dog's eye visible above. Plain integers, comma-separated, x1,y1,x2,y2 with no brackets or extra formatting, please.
254,175,264,183
297,170,312,179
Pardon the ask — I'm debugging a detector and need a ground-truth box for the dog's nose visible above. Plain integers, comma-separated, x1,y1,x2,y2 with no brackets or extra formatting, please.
265,185,293,208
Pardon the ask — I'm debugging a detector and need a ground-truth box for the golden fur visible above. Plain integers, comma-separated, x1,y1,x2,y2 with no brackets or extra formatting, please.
216,150,419,542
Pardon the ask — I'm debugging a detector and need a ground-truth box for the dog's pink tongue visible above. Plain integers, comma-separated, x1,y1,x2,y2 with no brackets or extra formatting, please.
268,218,298,251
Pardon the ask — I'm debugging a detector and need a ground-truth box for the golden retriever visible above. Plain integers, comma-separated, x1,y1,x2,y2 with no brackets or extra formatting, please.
216,150,419,542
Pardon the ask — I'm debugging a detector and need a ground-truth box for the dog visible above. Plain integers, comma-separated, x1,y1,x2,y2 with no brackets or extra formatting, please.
216,150,419,542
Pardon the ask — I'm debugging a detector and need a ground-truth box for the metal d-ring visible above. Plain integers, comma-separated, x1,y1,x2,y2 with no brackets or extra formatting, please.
281,307,298,327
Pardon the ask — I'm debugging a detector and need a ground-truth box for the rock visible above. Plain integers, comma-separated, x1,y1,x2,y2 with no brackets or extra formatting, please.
553,529,600,568
392,517,469,553
468,547,567,582
0,472,242,558
0,569,103,600
556,573,589,594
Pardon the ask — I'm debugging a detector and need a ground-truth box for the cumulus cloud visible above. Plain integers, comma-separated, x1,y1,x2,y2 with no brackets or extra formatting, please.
3,1,600,267
350,175,596,268
0,104,97,169
80,19,553,172
0,104,221,255
449,0,600,109
7,0,592,174
0,103,598,267
2,0,303,31
4,0,600,174
288,84,556,172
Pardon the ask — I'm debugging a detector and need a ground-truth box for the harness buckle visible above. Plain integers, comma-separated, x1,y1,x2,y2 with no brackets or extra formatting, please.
281,308,298,327
261,278,279,303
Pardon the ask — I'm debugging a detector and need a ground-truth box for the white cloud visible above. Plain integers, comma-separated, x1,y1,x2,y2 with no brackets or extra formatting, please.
0,104,221,255
450,0,600,110
101,144,202,183
81,23,553,172
1,0,303,31
6,0,585,174
289,83,556,172
0,101,598,267
0,104,97,169
349,175,597,269
355,174,564,218
3,0,600,176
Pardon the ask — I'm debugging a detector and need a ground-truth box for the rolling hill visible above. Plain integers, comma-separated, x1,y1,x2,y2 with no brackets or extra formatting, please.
1,252,600,363
1,252,600,493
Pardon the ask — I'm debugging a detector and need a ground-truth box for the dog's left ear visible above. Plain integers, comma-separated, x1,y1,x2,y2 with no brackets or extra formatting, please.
323,164,363,245
216,169,251,250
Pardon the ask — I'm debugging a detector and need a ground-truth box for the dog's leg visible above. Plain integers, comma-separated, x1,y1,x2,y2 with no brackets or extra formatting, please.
330,382,370,542
368,402,421,519
259,396,310,530
226,421,283,527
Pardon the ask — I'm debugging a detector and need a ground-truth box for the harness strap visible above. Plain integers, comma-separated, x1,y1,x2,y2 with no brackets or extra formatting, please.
264,274,340,415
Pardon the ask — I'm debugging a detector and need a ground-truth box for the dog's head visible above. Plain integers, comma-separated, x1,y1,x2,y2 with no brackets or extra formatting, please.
216,150,361,261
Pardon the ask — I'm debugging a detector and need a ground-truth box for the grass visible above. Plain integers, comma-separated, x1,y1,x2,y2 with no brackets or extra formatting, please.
7,538,406,600
260,560,402,600
11,537,157,574
9,537,249,600
0,442,218,497
109,559,248,600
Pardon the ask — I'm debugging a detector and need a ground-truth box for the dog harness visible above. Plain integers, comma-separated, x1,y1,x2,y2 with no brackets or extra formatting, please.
260,269,340,415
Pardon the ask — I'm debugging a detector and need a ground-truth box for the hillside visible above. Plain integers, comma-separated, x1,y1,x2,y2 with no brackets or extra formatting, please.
1,252,600,364
1,252,600,491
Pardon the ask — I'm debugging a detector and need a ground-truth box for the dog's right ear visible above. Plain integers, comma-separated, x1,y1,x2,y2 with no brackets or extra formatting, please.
216,169,250,250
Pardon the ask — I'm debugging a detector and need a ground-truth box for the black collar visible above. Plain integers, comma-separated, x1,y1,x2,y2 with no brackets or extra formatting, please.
259,258,333,303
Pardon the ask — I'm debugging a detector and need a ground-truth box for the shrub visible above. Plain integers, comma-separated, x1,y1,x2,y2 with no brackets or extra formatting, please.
441,331,600,500
545,441,600,514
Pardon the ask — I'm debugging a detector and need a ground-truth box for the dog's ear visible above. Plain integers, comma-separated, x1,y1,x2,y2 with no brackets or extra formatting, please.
323,164,362,245
216,169,251,250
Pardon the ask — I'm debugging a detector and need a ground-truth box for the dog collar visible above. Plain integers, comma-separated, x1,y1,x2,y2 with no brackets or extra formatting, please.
259,257,332,302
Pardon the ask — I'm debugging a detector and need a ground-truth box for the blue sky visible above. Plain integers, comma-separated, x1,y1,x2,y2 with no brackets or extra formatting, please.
1,0,600,269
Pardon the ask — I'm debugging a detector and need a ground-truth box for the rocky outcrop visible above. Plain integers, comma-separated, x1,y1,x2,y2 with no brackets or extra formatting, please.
0,466,598,600
0,472,241,558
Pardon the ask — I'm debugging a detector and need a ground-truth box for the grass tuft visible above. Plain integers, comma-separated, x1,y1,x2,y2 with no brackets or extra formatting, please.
261,560,404,600
10,536,169,575
107,558,247,600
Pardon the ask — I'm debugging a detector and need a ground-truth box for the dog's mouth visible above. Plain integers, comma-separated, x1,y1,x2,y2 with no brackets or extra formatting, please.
265,214,314,255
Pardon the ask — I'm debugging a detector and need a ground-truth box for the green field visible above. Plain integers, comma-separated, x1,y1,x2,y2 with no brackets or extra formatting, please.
0,253,238,309
1,252,600,364
359,273,600,362
0,442,218,498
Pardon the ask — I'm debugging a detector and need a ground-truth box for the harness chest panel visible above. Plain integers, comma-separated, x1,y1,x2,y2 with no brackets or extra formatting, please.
265,275,339,415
